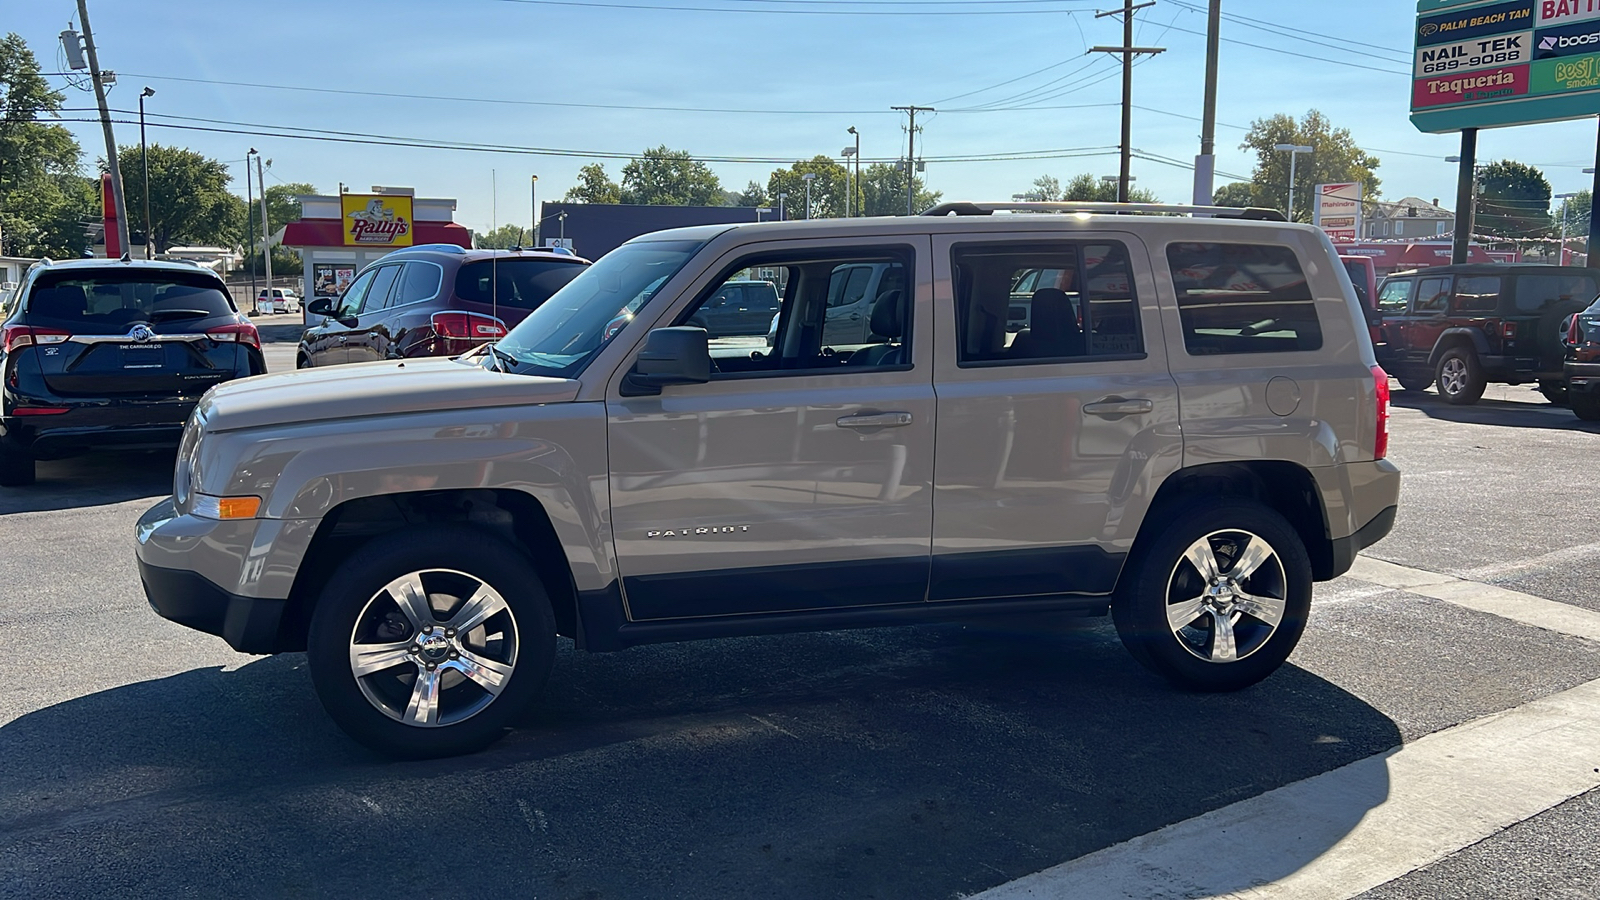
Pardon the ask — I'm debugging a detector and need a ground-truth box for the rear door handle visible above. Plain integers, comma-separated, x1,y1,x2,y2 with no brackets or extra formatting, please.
1083,397,1153,419
836,412,913,429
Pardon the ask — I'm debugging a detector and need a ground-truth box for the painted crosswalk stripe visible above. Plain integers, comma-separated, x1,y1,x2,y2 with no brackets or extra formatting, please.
969,557,1600,900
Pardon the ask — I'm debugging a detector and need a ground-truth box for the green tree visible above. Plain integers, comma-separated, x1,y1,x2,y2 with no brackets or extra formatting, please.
1022,173,1159,203
858,163,941,216
1476,160,1551,238
0,33,96,258
732,180,768,208
1213,182,1255,208
114,143,240,252
1556,189,1591,240
563,163,622,204
620,146,723,206
767,156,850,219
1240,110,1381,223
474,223,532,249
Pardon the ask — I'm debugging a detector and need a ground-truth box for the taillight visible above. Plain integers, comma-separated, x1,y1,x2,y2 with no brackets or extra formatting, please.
207,322,261,349
1501,322,1516,340
431,311,508,340
1371,364,1390,461
1568,315,1584,345
2,325,70,354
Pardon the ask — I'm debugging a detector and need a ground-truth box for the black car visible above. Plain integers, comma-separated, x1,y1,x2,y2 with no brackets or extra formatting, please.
0,258,265,486
298,245,590,367
683,279,781,338
1372,264,1598,405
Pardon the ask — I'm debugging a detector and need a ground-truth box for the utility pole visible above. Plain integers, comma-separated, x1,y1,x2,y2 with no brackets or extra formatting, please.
245,153,257,306
1193,0,1220,206
530,174,539,247
76,0,130,258
1090,1,1164,204
256,153,273,300
139,86,154,258
892,105,933,215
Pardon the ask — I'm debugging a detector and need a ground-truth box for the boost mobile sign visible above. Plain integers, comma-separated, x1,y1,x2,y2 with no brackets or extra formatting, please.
1412,0,1600,132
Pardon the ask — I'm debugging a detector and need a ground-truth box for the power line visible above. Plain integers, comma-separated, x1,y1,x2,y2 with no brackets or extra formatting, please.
488,0,1102,14
1165,0,1411,60
1157,20,1409,75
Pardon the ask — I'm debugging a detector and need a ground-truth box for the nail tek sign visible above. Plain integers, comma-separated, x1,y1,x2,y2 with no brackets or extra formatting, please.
1412,0,1600,132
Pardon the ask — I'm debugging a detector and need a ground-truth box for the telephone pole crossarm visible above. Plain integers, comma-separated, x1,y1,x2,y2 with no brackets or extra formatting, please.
1088,0,1165,204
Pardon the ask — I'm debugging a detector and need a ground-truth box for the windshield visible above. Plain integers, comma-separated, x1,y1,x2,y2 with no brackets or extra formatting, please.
493,240,702,376
27,269,236,332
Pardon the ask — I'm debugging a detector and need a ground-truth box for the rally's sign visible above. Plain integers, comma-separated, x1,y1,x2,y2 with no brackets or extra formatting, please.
1412,0,1600,133
341,194,413,247
1314,183,1364,244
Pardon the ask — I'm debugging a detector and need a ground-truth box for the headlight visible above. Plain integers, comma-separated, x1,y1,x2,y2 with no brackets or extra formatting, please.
173,413,204,511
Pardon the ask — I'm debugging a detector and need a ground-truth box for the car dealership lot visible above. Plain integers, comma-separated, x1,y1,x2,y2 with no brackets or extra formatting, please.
2,361,1600,898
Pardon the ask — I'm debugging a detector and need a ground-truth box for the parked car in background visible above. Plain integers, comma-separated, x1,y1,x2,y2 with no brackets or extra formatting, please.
0,258,263,485
256,288,300,314
1372,264,1598,404
297,245,590,367
1562,295,1600,420
137,202,1398,757
683,279,779,338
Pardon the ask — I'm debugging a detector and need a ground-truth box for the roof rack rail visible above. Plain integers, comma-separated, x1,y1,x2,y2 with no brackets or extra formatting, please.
391,243,469,254
921,201,1287,222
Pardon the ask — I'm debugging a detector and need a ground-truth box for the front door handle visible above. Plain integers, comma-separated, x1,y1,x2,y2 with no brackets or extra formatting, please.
1083,397,1153,419
837,411,913,429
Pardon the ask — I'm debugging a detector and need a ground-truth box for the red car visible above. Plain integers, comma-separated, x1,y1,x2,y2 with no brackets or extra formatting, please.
298,245,590,367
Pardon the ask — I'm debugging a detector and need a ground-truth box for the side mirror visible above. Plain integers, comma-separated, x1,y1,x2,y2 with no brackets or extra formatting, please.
622,326,711,396
306,297,333,316
1367,309,1384,328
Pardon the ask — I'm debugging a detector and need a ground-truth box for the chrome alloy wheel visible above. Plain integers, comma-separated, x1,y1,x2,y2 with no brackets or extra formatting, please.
1164,529,1288,664
1439,356,1469,397
347,569,519,727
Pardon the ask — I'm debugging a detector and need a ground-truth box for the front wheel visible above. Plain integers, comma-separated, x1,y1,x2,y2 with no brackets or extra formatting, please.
1395,373,1432,392
306,525,555,758
0,443,36,487
1113,500,1311,692
1539,381,1570,407
1435,347,1486,405
1573,393,1600,422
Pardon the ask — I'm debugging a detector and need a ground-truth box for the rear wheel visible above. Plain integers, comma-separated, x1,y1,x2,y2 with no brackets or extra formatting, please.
1113,499,1311,692
1436,347,1486,405
1573,393,1600,422
0,444,35,487
1539,380,1570,407
306,525,556,758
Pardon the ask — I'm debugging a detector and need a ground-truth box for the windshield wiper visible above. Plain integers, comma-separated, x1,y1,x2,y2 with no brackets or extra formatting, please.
487,343,519,373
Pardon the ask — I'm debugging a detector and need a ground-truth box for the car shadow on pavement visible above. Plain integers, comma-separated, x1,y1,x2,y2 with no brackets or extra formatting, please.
0,450,174,515
0,621,1401,900
1391,391,1600,432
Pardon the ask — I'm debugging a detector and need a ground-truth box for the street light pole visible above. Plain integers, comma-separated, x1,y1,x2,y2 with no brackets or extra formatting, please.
255,153,272,304
139,86,154,259
1556,192,1578,264
1274,143,1314,221
245,149,257,307
802,172,817,220
778,192,787,222
530,174,539,248
847,126,859,217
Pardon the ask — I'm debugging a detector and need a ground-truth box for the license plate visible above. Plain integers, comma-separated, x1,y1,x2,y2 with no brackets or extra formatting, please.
119,344,166,369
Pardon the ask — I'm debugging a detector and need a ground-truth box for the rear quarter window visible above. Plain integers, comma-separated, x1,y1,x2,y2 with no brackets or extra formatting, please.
1516,274,1599,313
1166,242,1322,355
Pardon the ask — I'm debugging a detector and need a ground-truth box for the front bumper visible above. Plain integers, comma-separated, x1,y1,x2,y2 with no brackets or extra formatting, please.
135,497,288,654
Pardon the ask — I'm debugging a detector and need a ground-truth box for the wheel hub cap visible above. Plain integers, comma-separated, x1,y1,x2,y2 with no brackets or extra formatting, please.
417,631,452,661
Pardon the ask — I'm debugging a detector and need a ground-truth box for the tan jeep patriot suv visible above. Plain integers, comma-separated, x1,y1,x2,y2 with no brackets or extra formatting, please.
136,201,1401,758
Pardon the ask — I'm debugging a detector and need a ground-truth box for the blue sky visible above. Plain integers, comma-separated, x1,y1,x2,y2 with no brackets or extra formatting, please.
10,0,1597,235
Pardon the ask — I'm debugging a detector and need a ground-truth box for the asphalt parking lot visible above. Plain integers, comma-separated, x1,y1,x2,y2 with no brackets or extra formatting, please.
3,336,1600,899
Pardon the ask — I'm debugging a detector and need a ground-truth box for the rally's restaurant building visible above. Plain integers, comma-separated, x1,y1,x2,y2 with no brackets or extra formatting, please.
281,186,471,307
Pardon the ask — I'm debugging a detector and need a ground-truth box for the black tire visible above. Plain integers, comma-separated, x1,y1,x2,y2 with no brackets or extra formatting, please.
295,354,310,369
1573,394,1600,422
1112,499,1312,692
1539,380,1570,407
306,524,556,759
1435,346,1486,405
0,445,36,487
1395,373,1432,392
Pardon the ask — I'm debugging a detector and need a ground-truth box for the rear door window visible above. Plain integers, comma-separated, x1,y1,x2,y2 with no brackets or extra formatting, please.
1453,276,1500,313
1516,274,1599,312
359,265,403,314
392,262,443,307
26,270,235,332
1166,242,1321,354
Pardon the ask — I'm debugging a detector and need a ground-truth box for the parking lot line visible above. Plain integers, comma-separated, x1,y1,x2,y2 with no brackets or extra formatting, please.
967,557,1600,900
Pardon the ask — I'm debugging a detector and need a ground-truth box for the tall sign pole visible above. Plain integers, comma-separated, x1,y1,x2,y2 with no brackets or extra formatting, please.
1193,0,1221,206
1091,1,1164,203
1590,119,1600,270
76,0,129,258
1452,129,1477,266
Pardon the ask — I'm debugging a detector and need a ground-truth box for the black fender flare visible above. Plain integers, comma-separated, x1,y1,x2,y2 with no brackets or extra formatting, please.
1428,328,1490,369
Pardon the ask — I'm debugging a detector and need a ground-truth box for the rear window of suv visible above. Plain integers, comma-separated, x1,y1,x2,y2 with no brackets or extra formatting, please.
26,270,235,332
454,259,587,309
1515,273,1598,313
1166,242,1322,355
